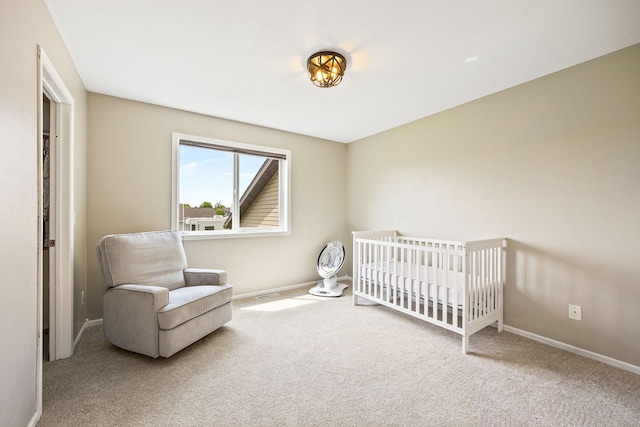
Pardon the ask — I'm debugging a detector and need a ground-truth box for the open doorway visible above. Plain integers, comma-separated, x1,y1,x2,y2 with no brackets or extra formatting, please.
42,93,52,361
37,45,75,417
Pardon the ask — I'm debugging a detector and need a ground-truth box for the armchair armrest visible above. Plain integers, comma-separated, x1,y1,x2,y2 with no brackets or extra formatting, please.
184,268,227,286
103,285,170,358
110,284,170,309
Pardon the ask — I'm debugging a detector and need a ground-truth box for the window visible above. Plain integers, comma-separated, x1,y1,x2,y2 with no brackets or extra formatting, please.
172,133,291,239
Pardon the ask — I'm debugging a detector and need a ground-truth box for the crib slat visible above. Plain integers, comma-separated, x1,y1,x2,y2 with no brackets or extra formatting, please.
477,250,483,319
356,240,360,294
373,243,378,299
405,247,410,311
414,246,419,314
493,248,498,310
453,246,460,328
379,243,384,300
368,241,373,296
414,245,420,314
407,249,417,311
419,248,426,316
476,251,482,319
399,245,405,308
391,243,396,303
470,251,477,322
360,240,365,294
442,245,449,325
482,249,488,317
383,244,387,302
478,250,484,318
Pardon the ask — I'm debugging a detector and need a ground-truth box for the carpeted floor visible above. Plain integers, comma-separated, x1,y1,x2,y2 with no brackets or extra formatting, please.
40,285,639,426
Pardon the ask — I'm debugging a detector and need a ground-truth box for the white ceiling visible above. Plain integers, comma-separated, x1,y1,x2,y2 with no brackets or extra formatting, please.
45,1,640,143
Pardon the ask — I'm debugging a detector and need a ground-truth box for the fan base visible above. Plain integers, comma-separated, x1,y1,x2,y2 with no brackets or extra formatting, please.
309,279,348,297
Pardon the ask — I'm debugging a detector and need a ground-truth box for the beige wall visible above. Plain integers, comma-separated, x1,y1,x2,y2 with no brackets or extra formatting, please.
87,94,348,318
0,0,88,425
347,44,640,366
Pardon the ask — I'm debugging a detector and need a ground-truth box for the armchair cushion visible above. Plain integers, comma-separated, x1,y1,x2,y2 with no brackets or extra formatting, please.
157,284,233,330
99,230,187,290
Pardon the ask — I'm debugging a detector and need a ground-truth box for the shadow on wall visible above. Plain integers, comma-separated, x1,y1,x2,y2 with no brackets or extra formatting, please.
504,240,638,364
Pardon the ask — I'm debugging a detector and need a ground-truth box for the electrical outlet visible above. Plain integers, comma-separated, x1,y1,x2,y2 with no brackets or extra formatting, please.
569,304,581,320
81,291,86,306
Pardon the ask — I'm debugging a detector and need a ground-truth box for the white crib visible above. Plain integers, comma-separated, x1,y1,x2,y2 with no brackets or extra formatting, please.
352,230,507,353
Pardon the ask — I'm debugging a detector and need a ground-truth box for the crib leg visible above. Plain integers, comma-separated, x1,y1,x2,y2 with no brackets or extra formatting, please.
462,335,469,354
497,313,504,332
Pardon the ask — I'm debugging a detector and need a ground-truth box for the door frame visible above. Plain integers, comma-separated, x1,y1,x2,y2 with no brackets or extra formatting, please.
36,45,75,415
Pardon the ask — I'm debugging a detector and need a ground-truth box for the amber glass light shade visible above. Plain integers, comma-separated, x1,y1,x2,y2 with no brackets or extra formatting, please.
307,51,347,88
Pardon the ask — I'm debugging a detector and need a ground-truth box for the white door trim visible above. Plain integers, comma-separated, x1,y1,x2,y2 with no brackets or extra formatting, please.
36,45,75,419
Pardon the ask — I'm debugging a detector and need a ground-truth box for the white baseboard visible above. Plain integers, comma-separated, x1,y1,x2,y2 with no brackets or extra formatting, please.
85,318,103,327
27,411,40,427
503,325,640,375
233,275,352,300
73,318,104,349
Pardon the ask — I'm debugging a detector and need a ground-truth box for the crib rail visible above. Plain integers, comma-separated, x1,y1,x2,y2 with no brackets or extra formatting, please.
352,231,506,353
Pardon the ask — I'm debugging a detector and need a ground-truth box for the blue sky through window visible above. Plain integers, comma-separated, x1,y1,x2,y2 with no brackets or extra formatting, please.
179,145,264,208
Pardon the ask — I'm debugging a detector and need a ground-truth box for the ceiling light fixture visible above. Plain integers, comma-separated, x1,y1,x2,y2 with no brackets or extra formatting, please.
307,51,347,88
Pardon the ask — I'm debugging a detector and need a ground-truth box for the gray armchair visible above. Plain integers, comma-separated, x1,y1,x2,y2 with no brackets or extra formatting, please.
96,230,233,358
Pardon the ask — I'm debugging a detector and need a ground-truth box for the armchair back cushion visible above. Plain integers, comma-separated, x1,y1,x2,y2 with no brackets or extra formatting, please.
98,230,187,291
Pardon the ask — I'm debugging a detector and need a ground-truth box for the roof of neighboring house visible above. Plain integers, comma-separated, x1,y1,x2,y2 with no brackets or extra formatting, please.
224,159,278,228
179,206,216,221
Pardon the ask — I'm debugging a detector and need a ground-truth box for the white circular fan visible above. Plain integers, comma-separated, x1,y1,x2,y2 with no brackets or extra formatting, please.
309,240,348,297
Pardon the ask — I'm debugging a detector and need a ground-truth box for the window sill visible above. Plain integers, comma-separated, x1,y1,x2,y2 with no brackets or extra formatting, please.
179,229,291,241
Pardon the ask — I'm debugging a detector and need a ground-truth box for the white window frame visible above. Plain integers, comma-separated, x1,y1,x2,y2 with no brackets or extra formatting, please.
172,132,291,240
